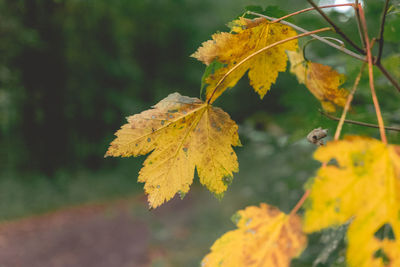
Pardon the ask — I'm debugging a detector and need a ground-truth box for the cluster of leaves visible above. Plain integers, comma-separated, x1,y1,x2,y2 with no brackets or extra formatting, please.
106,3,400,267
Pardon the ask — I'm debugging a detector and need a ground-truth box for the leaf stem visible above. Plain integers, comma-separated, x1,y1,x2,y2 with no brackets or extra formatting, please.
376,0,390,64
207,27,332,104
334,63,366,140
359,6,387,143
290,190,310,215
321,110,400,132
307,0,365,55
248,11,366,62
270,3,354,23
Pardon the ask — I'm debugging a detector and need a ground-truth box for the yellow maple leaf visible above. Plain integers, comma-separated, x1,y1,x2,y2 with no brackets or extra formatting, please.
287,50,349,112
191,17,298,103
105,93,241,209
303,136,400,267
202,203,307,267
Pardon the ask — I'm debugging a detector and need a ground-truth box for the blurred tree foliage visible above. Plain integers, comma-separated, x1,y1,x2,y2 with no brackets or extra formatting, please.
0,0,215,174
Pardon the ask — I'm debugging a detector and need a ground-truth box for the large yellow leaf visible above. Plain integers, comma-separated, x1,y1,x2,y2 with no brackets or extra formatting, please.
304,136,400,267
202,203,307,267
105,93,240,208
192,17,298,103
287,50,349,112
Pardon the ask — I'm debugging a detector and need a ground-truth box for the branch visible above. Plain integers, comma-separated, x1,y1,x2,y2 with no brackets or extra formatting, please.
320,110,400,132
359,6,387,143
354,1,366,49
377,0,390,64
307,0,365,55
207,27,332,104
248,11,366,62
270,3,354,23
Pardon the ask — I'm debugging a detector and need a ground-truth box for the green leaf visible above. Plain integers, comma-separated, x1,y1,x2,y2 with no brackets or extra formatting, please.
382,54,400,78
384,15,400,42
263,6,288,18
244,5,288,20
244,5,265,15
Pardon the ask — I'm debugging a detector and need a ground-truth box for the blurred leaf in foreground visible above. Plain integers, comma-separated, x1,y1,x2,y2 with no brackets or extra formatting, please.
304,136,400,267
202,203,307,267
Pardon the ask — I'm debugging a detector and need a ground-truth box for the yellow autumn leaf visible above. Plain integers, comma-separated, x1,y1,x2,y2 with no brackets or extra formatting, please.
303,136,400,267
192,17,298,103
202,203,307,267
105,93,240,209
287,50,349,112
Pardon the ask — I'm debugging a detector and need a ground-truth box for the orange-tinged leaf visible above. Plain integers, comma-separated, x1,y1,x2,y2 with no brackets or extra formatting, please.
287,50,349,112
192,17,298,103
304,136,400,267
105,93,240,208
202,203,307,267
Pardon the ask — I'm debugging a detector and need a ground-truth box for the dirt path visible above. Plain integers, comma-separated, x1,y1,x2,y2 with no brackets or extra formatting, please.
0,195,193,267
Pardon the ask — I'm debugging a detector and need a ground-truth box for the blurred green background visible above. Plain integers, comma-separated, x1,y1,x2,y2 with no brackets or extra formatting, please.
0,0,399,266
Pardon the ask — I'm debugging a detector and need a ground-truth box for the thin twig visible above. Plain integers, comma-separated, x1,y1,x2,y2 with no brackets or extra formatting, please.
307,0,365,55
302,37,344,61
354,1,366,49
334,63,367,140
377,0,391,64
206,27,332,104
320,110,400,132
359,6,387,143
270,3,354,23
248,11,366,62
376,63,400,92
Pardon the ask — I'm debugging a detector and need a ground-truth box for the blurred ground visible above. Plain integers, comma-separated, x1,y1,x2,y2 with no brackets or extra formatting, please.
0,195,194,267
0,196,150,267
0,190,224,267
